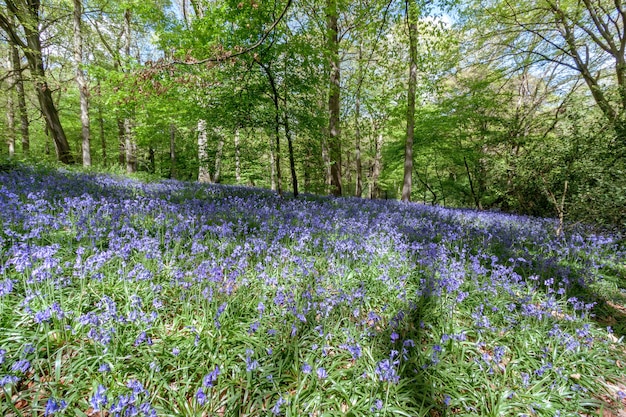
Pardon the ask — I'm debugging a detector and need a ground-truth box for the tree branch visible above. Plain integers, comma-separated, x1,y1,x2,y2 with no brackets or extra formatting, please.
172,0,292,65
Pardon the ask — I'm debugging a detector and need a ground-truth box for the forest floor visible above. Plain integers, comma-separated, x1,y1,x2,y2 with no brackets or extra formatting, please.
0,163,625,416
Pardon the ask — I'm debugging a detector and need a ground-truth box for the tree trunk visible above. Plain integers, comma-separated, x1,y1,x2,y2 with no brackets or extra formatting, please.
197,119,211,182
401,0,418,202
370,124,384,199
285,114,298,197
124,118,136,173
170,123,176,179
122,8,135,171
98,84,106,166
234,128,241,183
74,0,91,167
118,119,125,165
10,43,28,154
0,2,71,162
6,59,16,157
26,9,72,163
214,131,224,183
326,0,342,196
355,95,362,197
321,136,331,190
269,137,276,191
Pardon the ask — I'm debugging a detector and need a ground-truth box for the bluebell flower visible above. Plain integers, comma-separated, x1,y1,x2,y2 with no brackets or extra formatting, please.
11,359,30,373
196,388,207,405
316,367,328,379
0,375,19,387
302,362,312,374
371,399,383,411
203,365,220,387
90,384,108,411
271,396,286,415
44,398,67,416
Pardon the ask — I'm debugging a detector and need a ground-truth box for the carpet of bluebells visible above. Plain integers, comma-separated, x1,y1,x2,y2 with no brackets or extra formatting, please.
1,165,625,417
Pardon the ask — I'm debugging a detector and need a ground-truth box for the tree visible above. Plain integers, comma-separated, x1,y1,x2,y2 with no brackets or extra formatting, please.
326,0,342,196
0,0,73,163
74,0,91,166
401,0,418,202
469,0,626,155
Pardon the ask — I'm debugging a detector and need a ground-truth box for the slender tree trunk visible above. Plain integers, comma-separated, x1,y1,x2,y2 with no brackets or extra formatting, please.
257,59,282,195
304,144,311,193
118,119,125,165
74,0,91,166
234,129,241,183
355,42,363,197
370,124,384,199
10,44,28,154
321,137,331,190
269,137,276,191
124,118,136,173
148,147,155,173
326,0,342,196
6,60,16,157
402,0,418,202
355,100,363,198
214,131,224,183
98,84,106,166
284,115,298,197
197,119,211,182
170,123,176,179
123,8,135,172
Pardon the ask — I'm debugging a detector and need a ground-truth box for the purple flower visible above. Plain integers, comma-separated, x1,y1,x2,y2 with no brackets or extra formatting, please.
0,375,19,387
271,396,286,415
316,367,328,379
203,365,220,387
11,359,30,374
44,398,67,416
302,362,312,374
375,358,399,384
371,399,383,411
90,384,108,411
245,349,259,371
196,388,207,405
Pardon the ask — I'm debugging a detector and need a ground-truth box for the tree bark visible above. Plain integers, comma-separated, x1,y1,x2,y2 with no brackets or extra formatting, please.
10,43,28,154
118,119,125,165
197,119,211,182
74,0,91,166
6,55,16,157
402,0,418,202
170,123,176,179
97,82,106,166
234,129,241,183
123,8,136,172
284,114,299,197
326,0,342,196
355,87,363,197
370,123,384,199
214,131,224,183
124,118,136,173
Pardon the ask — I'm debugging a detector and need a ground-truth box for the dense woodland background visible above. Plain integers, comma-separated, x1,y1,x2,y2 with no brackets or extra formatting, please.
1,0,625,228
